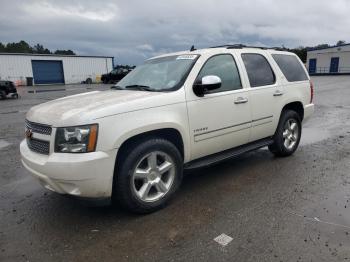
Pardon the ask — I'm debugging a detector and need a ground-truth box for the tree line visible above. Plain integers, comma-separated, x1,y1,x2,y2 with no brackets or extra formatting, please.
0,40,347,63
0,40,76,55
274,40,346,63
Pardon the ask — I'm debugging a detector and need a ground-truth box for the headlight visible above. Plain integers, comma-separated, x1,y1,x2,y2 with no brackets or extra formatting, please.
55,124,98,153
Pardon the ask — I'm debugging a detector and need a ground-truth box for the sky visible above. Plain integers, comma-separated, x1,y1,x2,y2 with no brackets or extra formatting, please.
0,0,350,65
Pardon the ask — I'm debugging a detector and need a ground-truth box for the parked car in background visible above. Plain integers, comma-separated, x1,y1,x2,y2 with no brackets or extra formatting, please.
0,80,18,99
20,45,314,213
101,66,134,84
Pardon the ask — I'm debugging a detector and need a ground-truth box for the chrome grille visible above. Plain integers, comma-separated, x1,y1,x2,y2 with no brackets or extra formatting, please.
25,120,51,155
27,138,50,155
25,120,52,135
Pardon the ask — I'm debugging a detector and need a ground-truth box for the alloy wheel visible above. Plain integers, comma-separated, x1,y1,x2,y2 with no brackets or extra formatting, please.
131,151,175,202
283,119,299,150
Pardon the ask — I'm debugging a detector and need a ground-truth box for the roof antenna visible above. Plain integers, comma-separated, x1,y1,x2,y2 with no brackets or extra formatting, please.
190,45,196,52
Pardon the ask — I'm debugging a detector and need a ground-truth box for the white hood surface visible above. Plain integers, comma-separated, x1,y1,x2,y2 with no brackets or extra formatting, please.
26,90,182,126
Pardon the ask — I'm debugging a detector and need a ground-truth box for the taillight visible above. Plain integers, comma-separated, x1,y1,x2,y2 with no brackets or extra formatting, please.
310,80,314,103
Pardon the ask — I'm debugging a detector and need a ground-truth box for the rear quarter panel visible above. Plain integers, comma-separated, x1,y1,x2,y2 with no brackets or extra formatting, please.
267,51,311,128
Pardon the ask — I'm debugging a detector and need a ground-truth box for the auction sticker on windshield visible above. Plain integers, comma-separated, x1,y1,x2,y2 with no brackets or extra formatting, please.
176,55,197,60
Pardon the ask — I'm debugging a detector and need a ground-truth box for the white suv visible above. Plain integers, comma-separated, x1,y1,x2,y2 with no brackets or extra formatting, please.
20,45,314,213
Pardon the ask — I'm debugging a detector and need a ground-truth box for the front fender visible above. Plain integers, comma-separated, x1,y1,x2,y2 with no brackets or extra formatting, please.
96,103,191,163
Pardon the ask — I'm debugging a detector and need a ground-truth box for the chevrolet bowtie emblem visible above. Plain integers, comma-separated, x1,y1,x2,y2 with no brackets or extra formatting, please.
25,129,33,139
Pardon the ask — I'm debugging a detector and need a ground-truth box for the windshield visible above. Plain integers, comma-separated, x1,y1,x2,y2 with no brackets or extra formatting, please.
114,55,198,91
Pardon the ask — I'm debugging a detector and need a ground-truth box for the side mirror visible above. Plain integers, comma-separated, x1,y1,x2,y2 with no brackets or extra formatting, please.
193,75,221,97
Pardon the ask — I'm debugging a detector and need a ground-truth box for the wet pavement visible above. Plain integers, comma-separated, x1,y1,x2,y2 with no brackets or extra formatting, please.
0,77,350,261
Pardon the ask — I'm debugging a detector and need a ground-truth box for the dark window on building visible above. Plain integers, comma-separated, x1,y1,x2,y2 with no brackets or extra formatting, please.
272,54,308,82
241,54,275,87
196,54,242,93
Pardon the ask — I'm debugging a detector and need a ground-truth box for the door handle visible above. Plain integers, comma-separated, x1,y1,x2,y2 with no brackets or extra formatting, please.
273,90,284,96
234,97,248,104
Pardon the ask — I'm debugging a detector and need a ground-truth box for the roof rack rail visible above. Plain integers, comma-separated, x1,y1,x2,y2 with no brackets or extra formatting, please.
210,44,246,49
210,44,286,51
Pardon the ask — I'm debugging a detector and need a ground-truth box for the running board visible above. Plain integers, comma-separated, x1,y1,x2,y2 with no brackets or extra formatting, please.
184,138,273,170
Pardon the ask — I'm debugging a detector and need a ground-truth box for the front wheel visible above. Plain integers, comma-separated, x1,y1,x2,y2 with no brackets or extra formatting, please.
268,110,302,157
114,138,183,213
0,91,6,100
85,78,92,84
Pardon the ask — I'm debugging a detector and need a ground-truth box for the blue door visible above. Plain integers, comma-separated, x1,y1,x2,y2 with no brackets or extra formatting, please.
31,60,65,84
330,57,339,73
308,59,317,74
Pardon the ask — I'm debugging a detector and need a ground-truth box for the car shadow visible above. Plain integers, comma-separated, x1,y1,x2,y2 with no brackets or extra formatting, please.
32,147,279,223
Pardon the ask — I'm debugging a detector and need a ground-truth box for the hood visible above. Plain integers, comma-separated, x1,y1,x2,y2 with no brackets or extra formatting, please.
26,89,183,126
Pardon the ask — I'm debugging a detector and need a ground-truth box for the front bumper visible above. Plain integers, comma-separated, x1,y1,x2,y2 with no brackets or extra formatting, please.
20,140,117,199
303,103,314,122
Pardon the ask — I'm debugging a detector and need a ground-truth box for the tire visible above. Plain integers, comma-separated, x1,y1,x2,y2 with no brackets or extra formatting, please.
86,78,92,84
114,138,183,214
0,91,6,100
268,110,302,157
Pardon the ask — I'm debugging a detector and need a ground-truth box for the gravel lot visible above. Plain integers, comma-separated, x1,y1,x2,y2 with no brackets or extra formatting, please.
1,77,350,261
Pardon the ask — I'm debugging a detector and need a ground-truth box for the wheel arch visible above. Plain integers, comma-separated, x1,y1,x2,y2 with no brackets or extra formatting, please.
116,128,185,161
112,128,185,212
282,101,304,121
112,128,186,198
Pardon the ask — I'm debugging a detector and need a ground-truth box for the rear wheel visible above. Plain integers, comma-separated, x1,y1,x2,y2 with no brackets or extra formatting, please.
269,110,302,157
114,138,183,213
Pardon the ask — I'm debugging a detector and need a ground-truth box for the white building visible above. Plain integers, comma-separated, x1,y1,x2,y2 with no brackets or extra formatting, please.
0,53,114,85
306,44,350,75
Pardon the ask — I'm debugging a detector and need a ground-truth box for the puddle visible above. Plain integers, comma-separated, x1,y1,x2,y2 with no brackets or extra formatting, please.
0,111,19,115
300,128,331,146
0,139,11,149
27,88,66,93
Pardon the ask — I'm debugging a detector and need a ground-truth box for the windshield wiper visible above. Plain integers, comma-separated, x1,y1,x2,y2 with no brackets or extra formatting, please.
124,85,155,91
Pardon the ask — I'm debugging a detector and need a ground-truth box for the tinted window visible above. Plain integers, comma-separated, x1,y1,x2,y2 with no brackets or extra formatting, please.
241,54,275,87
196,54,242,93
272,54,308,82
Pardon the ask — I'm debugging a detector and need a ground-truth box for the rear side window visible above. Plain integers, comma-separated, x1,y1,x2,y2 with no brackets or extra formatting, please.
241,54,275,87
272,54,308,82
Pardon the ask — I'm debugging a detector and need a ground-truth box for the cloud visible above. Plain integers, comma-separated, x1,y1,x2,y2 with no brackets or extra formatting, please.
136,44,154,52
0,0,350,64
22,1,119,22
